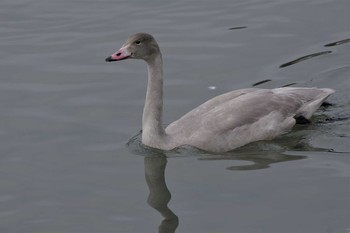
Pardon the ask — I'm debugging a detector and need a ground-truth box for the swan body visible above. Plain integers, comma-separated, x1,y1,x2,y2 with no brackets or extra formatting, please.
106,33,334,153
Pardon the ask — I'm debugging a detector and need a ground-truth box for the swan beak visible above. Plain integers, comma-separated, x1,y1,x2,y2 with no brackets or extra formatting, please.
105,47,131,62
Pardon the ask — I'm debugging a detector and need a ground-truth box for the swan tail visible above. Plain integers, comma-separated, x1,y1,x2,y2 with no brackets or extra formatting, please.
296,88,335,119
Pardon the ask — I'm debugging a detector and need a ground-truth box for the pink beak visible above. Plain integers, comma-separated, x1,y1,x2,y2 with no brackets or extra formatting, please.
105,46,131,62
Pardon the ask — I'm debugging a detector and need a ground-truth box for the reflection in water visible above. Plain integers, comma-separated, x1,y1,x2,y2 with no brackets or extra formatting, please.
144,154,179,233
199,151,306,171
140,146,308,232
136,129,338,232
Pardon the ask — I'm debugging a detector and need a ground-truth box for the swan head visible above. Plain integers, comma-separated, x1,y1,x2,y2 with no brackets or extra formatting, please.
105,33,160,62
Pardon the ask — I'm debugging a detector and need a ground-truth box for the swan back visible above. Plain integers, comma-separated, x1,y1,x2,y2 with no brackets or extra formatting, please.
165,87,334,152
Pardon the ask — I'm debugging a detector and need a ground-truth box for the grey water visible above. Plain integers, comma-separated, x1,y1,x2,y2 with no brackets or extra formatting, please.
0,0,349,232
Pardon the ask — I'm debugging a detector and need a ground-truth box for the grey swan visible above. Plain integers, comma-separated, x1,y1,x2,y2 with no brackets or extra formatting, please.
105,33,334,153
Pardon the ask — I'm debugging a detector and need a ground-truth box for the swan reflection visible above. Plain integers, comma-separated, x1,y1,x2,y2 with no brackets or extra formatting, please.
199,151,305,171
134,130,336,232
142,149,307,233
144,154,178,233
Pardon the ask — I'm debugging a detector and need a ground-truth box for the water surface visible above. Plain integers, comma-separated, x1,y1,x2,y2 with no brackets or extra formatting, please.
0,0,349,232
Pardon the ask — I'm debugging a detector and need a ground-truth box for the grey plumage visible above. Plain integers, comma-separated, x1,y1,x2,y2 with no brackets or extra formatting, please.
106,33,334,153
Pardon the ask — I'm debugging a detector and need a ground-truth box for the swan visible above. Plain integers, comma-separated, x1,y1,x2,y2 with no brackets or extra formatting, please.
105,33,334,153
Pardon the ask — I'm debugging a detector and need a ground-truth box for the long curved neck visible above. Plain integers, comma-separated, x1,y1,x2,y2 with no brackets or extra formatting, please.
142,53,166,147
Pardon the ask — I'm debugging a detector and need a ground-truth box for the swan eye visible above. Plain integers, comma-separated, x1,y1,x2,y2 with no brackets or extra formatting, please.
135,40,141,45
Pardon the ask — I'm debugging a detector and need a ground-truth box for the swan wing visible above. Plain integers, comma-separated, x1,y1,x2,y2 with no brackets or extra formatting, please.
166,87,333,152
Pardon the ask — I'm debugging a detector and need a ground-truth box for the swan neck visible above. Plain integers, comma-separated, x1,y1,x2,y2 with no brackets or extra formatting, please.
142,53,166,146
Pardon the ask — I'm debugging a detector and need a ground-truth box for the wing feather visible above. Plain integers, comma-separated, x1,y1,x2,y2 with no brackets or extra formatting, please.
165,87,334,152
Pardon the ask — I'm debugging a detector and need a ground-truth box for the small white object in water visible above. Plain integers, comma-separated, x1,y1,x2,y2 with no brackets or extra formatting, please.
208,86,217,90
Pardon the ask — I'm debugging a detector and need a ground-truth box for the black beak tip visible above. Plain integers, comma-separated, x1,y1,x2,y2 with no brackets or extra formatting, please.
105,56,113,62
